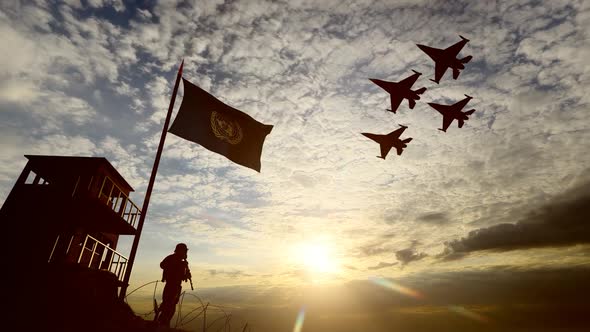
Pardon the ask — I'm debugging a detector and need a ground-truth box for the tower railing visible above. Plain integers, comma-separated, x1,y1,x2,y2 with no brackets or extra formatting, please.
97,176,142,228
78,234,128,282
69,175,142,229
48,234,128,282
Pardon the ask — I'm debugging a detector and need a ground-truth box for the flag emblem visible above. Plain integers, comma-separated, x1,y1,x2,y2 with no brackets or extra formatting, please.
169,78,273,172
210,111,243,145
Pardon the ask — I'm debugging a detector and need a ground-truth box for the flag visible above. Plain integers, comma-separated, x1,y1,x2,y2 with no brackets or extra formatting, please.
169,78,273,172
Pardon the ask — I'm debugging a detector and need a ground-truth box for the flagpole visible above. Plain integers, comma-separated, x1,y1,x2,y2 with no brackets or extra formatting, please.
119,59,184,299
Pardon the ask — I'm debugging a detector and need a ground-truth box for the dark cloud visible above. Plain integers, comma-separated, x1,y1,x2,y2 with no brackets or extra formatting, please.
368,261,398,270
442,180,590,258
396,247,427,266
417,212,450,225
207,269,253,278
357,244,390,257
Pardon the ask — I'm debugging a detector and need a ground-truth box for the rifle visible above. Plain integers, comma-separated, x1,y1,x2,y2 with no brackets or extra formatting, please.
185,260,194,291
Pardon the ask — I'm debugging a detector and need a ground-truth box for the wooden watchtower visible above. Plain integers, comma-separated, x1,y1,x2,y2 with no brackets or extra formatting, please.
0,155,141,283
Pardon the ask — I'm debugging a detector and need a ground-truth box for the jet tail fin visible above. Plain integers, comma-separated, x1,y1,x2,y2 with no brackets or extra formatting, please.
396,147,404,156
408,99,416,109
458,119,464,128
464,109,476,116
414,87,427,95
402,137,413,144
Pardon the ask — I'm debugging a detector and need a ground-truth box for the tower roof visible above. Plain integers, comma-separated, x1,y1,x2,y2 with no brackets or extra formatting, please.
24,155,135,192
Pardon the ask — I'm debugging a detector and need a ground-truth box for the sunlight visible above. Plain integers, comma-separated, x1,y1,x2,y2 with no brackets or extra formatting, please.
295,241,339,275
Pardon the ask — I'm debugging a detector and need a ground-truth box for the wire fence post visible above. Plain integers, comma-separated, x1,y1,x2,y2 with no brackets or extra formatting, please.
202,303,209,332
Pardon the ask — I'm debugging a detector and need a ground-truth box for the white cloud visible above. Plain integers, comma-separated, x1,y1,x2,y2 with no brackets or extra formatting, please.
87,0,125,12
0,80,40,103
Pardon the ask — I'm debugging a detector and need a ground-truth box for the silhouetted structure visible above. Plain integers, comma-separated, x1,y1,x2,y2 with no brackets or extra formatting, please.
1,155,140,289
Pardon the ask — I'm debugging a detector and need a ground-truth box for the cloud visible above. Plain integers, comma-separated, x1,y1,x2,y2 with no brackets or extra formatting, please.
417,212,450,225
0,80,40,103
207,269,253,278
396,247,427,266
367,261,398,270
441,178,590,259
357,244,390,257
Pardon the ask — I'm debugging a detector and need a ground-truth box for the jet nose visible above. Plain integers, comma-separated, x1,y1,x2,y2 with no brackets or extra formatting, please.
416,44,427,51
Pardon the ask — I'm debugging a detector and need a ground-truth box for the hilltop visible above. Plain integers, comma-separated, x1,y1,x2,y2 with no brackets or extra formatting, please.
13,263,185,332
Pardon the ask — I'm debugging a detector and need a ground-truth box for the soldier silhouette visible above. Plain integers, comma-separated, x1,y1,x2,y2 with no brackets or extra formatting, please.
156,243,192,327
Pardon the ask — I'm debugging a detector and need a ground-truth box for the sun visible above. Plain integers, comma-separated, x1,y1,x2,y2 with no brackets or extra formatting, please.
296,242,339,274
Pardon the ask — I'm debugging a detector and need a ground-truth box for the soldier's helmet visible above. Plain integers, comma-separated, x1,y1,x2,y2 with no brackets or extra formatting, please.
175,243,188,253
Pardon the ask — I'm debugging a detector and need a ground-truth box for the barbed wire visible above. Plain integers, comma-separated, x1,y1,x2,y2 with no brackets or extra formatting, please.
124,281,250,331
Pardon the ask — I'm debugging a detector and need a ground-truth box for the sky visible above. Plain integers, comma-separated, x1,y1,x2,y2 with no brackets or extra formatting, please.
1,0,589,331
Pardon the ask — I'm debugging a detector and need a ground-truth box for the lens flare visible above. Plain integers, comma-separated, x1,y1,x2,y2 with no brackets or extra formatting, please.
448,305,490,323
293,307,305,332
369,276,424,299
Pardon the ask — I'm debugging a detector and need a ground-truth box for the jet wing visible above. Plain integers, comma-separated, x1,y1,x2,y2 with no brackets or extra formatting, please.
389,126,407,138
441,114,454,132
361,133,382,143
417,44,442,61
445,39,467,57
453,96,472,110
398,73,420,88
433,61,448,83
380,144,393,159
361,133,393,159
389,95,404,113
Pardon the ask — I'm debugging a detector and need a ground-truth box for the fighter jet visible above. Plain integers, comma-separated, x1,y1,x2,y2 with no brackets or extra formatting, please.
361,124,412,159
427,95,476,132
369,70,427,114
417,35,472,84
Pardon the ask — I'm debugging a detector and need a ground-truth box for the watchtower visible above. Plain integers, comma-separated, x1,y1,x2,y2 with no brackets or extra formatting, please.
1,155,141,283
